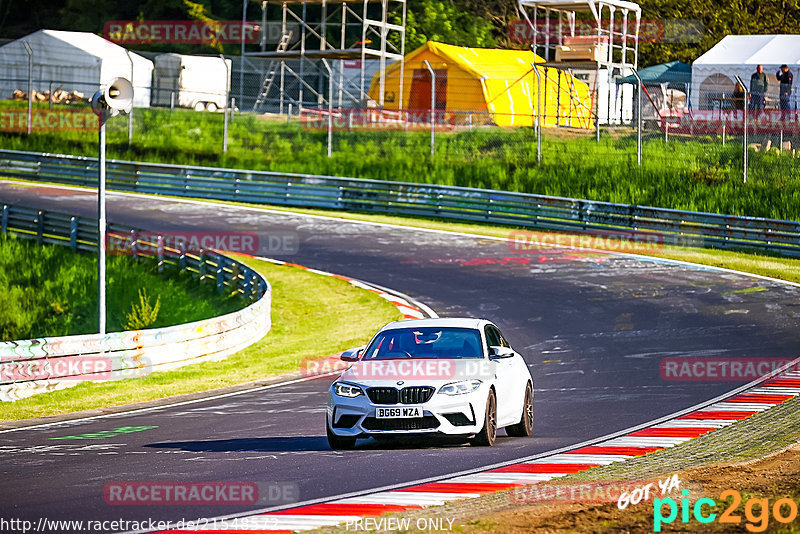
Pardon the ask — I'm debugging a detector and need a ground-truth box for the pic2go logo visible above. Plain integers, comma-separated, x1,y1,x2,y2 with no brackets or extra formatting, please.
654,489,800,532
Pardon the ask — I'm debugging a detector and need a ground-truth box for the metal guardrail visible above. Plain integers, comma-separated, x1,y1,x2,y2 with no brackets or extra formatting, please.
0,203,271,402
1,149,799,257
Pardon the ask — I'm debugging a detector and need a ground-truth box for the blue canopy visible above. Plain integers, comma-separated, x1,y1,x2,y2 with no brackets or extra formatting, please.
616,61,692,86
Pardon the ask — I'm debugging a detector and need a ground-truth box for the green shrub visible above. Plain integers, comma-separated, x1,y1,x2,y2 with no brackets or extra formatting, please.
124,288,161,330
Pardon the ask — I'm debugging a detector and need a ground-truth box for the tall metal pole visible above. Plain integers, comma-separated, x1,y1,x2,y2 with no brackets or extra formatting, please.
632,69,643,166
98,119,107,336
125,50,134,144
531,62,542,165
423,60,435,159
735,75,748,184
92,79,132,336
321,59,333,158
240,0,247,105
23,41,32,135
221,54,230,153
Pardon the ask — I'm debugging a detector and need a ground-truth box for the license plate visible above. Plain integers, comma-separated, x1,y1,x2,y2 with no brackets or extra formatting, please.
375,406,423,419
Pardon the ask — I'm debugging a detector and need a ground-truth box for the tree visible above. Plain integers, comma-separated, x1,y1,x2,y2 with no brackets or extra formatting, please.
403,0,496,50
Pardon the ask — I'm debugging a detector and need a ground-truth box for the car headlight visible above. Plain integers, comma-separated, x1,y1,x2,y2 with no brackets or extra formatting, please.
438,379,482,395
334,382,364,398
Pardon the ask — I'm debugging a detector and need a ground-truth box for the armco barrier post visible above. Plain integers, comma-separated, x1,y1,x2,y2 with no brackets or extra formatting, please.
216,255,225,293
179,242,186,270
130,230,137,261
157,235,164,273
70,217,78,250
36,210,44,245
231,262,240,289
1,205,8,234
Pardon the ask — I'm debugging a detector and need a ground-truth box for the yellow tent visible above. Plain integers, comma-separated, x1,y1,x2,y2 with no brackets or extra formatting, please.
368,41,593,128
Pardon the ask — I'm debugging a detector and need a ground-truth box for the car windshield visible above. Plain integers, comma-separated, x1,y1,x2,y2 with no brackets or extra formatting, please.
362,327,484,360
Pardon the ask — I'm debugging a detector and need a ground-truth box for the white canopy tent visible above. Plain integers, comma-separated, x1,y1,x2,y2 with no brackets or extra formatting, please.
0,30,153,107
691,35,800,111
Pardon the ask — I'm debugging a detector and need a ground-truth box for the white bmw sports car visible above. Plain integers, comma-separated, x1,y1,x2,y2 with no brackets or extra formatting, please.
326,318,534,449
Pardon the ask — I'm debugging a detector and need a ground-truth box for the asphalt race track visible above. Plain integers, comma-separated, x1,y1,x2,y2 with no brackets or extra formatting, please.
1,182,799,531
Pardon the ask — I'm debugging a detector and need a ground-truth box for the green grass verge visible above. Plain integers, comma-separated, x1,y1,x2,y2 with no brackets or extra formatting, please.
1,256,402,422
0,234,243,340
1,101,799,220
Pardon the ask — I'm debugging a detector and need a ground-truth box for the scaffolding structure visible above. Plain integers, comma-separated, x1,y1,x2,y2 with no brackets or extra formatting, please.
518,0,641,124
242,0,406,113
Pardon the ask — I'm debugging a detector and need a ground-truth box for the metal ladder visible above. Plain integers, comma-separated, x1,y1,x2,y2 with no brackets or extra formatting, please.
252,31,293,112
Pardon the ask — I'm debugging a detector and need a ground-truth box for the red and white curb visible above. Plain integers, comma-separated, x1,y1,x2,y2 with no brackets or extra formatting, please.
148,364,800,534
255,257,437,321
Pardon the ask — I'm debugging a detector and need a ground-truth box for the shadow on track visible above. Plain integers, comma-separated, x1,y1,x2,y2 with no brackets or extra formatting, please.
145,437,330,452
144,435,481,453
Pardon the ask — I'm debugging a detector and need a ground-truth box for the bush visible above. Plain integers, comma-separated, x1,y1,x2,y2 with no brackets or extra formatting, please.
124,288,161,330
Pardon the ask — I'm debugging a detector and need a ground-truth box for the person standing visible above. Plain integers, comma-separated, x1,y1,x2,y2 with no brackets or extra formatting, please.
750,64,768,110
776,64,794,111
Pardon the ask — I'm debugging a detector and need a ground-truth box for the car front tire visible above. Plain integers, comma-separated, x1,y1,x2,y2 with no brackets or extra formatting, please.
327,422,357,450
472,389,497,446
506,382,534,437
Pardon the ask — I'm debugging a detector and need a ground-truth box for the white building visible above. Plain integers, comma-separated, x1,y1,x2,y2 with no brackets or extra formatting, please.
691,35,800,110
0,30,153,108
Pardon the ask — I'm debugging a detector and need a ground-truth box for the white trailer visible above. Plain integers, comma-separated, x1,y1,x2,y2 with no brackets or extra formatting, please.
152,54,231,111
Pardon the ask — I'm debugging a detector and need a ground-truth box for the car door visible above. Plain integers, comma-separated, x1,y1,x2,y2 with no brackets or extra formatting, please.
485,324,518,426
496,326,531,408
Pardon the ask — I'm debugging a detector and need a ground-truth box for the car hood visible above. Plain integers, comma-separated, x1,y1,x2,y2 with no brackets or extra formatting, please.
337,358,494,387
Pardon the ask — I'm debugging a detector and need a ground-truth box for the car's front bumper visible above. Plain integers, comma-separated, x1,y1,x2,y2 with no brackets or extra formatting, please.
327,386,488,438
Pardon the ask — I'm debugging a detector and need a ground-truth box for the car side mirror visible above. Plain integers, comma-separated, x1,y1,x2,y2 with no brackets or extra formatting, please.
489,346,514,359
340,346,364,362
